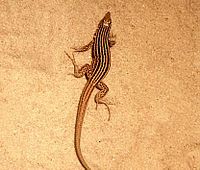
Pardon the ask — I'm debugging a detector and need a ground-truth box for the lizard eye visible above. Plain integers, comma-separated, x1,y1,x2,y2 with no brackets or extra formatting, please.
103,20,111,27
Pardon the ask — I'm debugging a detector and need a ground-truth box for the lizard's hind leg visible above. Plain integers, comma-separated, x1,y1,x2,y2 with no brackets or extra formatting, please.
95,81,112,121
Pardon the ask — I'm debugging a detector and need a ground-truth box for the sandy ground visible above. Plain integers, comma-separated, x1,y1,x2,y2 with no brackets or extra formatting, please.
0,0,200,169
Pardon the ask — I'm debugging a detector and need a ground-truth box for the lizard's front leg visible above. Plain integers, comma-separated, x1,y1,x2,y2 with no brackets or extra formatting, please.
65,51,92,78
71,40,93,53
109,32,116,47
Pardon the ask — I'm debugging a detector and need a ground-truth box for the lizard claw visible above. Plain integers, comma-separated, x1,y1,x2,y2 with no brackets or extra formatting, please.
95,101,111,121
64,51,77,66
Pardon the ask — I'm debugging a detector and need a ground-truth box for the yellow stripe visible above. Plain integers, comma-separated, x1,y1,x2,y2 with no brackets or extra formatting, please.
91,24,111,84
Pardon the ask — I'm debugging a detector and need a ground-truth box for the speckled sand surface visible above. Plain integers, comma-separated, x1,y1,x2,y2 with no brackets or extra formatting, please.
0,0,200,169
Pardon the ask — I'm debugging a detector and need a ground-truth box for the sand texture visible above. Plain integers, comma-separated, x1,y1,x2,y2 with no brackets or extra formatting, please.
0,0,200,169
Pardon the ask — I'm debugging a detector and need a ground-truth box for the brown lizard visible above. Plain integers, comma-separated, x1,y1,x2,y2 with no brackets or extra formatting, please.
65,12,115,169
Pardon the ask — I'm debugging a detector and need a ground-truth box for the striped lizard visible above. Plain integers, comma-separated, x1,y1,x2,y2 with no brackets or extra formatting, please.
65,12,115,169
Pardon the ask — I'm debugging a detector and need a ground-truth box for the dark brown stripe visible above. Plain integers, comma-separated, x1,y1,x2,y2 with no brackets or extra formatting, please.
91,24,110,84
93,26,110,83
91,24,104,79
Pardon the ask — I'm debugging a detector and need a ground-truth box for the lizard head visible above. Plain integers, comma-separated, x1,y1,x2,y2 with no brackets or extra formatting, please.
100,12,112,27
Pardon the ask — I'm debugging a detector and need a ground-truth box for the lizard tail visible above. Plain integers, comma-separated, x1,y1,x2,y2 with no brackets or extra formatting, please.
74,81,95,170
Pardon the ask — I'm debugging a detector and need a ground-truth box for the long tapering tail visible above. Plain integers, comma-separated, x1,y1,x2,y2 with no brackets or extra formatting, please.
74,81,95,170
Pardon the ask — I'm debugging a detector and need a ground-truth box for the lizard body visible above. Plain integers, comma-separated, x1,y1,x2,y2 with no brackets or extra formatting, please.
65,12,115,169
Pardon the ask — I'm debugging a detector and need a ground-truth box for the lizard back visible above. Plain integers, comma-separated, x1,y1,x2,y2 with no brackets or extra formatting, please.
90,12,112,84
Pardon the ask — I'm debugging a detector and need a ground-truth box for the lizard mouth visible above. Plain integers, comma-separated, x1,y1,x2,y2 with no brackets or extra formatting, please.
104,12,111,20
103,12,111,27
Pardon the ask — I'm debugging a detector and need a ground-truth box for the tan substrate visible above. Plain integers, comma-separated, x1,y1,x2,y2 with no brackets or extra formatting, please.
0,0,200,169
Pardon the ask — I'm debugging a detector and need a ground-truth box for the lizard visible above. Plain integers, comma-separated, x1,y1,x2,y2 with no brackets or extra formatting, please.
65,12,115,170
